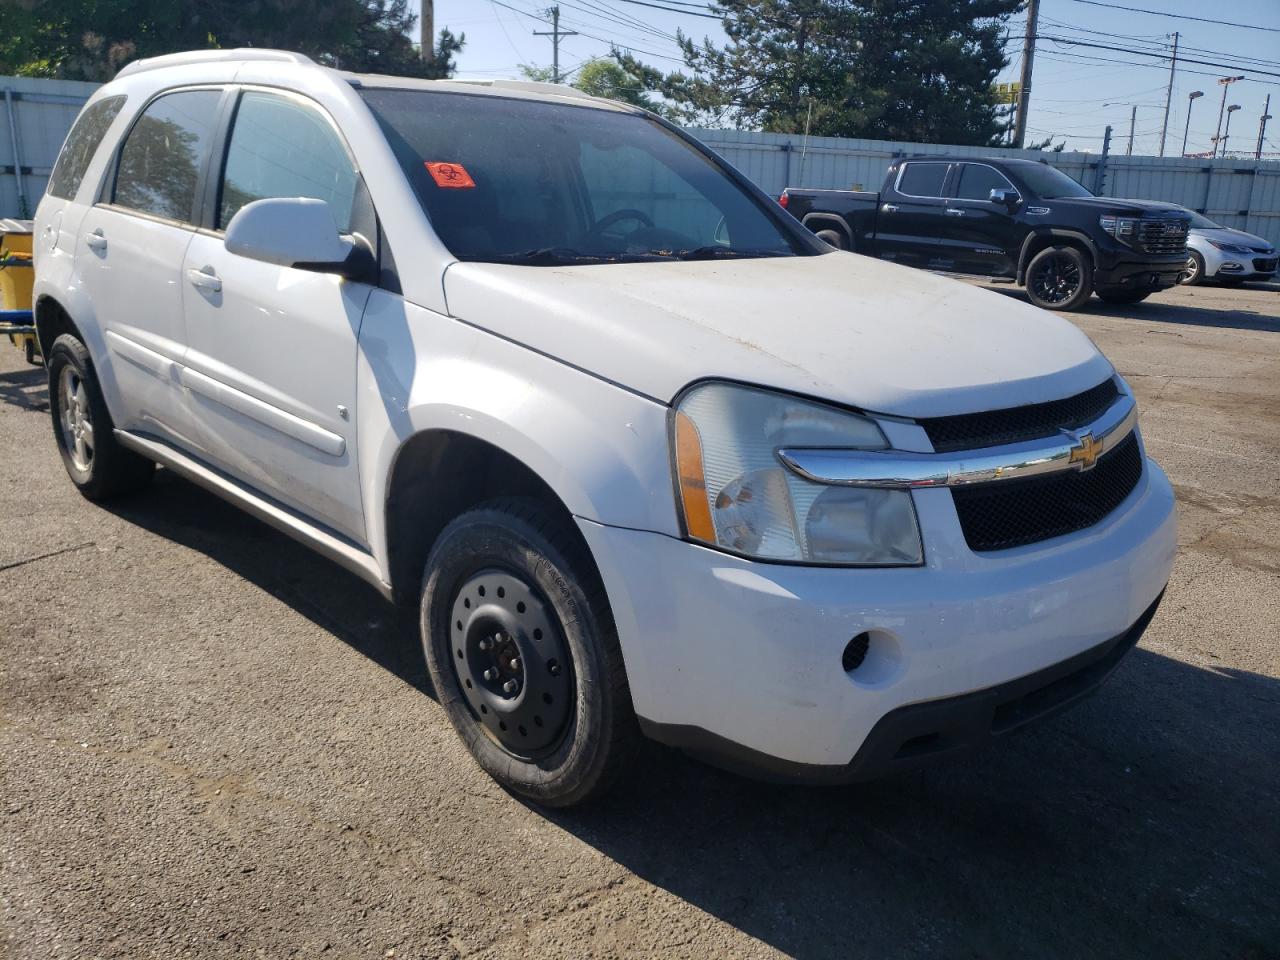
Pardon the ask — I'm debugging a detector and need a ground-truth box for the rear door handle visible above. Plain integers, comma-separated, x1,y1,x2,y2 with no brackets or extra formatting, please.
881,203,899,213
187,267,222,293
84,229,107,252
945,208,965,217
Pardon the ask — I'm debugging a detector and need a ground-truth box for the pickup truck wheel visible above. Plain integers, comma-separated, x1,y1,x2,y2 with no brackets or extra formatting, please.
420,499,637,807
1025,245,1093,311
1096,288,1151,304
814,229,846,250
47,333,155,500
1178,251,1204,285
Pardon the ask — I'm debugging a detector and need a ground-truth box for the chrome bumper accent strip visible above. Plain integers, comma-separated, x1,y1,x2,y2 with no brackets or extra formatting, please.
778,395,1138,489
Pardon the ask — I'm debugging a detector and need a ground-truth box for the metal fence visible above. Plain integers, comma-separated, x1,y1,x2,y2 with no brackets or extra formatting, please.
3,75,1278,248
689,128,1280,248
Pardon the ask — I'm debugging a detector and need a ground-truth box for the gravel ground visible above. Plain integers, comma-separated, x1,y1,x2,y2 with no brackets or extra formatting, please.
2,280,1278,960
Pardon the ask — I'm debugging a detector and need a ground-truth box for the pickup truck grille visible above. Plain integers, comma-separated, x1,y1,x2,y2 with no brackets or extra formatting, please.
919,379,1120,453
952,432,1144,552
1135,218,1189,255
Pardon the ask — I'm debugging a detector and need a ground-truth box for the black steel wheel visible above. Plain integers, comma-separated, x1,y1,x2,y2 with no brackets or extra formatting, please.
448,568,574,757
1025,245,1093,311
420,499,638,807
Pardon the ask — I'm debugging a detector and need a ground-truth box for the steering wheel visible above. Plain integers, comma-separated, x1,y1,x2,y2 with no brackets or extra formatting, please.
582,208,655,243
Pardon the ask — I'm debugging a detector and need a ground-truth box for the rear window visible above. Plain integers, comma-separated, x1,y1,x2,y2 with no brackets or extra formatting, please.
113,89,222,224
359,89,810,265
46,96,126,201
896,162,949,198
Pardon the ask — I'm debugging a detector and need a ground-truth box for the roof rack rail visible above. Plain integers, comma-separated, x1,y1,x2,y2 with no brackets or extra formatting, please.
447,78,598,101
115,49,314,79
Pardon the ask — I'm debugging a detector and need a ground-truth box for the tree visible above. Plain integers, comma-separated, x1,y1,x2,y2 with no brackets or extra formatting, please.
0,0,464,81
519,58,663,114
617,0,1020,146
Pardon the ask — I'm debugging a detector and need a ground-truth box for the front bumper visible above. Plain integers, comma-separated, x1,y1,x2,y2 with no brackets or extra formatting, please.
578,456,1177,774
1203,246,1278,280
1094,255,1185,290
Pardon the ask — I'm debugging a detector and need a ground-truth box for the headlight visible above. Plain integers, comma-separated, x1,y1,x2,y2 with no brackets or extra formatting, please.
672,382,923,565
1206,238,1252,254
1099,215,1138,244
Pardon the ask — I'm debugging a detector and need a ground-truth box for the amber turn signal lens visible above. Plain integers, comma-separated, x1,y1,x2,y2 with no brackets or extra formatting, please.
674,410,715,543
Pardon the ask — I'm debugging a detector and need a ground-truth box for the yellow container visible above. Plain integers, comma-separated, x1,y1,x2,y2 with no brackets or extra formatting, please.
0,223,34,312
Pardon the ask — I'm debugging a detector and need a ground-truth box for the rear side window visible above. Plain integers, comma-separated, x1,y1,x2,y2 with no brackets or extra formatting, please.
113,89,222,223
46,96,126,201
217,91,358,231
954,164,1016,202
896,162,949,198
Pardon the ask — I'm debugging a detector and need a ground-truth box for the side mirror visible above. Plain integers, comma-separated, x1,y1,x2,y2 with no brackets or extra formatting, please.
224,197,374,282
989,187,1020,209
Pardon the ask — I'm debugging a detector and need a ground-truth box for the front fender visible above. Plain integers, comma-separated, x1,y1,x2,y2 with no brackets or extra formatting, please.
356,290,679,579
1016,228,1101,283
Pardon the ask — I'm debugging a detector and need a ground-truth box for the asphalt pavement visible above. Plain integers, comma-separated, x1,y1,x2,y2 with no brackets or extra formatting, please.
2,280,1278,959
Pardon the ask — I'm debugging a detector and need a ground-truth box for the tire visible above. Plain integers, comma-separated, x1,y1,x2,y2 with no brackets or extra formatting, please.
1178,250,1204,285
47,333,155,500
1024,244,1094,311
814,228,847,250
420,499,637,807
1096,288,1152,304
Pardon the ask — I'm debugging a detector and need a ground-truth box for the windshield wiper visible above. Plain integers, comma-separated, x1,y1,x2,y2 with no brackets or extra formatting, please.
668,246,791,261
476,247,668,266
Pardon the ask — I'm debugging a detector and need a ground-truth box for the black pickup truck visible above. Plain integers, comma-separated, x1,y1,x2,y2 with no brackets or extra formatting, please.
780,156,1191,311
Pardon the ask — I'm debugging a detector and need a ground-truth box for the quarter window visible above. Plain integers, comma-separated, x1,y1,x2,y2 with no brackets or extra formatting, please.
217,92,358,232
113,89,222,223
896,162,949,198
954,164,1016,202
47,96,126,201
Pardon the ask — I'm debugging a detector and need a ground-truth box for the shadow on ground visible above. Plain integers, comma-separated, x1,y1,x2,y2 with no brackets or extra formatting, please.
108,471,1280,959
0,363,48,411
985,284,1280,334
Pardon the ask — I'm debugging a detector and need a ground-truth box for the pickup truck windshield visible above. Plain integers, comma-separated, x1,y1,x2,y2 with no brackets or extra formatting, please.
1012,164,1094,200
360,89,807,265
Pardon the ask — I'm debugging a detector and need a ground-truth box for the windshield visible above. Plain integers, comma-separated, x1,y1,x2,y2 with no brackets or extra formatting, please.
1009,163,1094,200
1185,210,1221,230
360,89,811,265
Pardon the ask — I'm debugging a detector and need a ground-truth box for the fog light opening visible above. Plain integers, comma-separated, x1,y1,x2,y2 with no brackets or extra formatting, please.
842,632,871,673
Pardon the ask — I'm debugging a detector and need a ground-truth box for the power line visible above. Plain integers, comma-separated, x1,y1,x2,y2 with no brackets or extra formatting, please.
1037,34,1280,80
606,0,720,17
1060,0,1280,34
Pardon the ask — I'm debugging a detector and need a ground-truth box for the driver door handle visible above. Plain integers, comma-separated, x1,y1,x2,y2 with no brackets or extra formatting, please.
84,229,107,252
945,208,966,217
187,266,222,293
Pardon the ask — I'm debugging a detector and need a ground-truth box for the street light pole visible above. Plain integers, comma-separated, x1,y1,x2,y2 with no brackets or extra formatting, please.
1181,90,1203,157
1213,75,1245,158
1220,104,1241,158
1258,95,1273,161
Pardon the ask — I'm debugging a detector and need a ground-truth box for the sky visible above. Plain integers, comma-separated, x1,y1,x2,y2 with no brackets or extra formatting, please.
422,0,1280,157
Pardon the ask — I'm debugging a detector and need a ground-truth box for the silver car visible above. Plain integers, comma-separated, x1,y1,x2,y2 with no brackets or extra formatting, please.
1179,210,1277,286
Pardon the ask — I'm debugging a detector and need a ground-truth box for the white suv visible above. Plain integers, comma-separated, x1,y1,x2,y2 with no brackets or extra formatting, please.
33,50,1176,806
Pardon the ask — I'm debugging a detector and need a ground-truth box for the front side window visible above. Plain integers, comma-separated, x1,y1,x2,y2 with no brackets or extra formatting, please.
113,89,222,223
896,162,949,198
954,164,1016,202
360,89,810,264
1011,164,1093,200
218,92,358,232
47,95,126,201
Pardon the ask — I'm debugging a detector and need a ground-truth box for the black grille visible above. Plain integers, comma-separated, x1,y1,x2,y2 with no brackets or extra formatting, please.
920,379,1120,453
1135,218,1189,255
952,432,1144,552
1254,257,1278,273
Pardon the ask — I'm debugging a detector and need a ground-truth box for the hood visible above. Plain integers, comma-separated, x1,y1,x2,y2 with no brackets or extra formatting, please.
1048,196,1189,218
1191,226,1274,250
442,253,1114,419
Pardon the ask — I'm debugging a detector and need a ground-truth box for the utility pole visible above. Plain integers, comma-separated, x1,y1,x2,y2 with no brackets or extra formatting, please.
1258,95,1273,161
1158,31,1179,156
1213,75,1245,158
1013,0,1040,148
420,0,434,64
1126,104,1137,155
1096,125,1112,194
533,6,578,84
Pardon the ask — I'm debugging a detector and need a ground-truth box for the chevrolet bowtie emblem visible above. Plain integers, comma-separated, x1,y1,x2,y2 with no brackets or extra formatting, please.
1068,432,1103,471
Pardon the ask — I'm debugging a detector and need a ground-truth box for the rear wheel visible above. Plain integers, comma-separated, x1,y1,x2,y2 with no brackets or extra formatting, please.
1025,245,1093,311
47,333,154,500
420,499,637,807
1096,288,1152,304
1178,250,1204,285
814,228,847,250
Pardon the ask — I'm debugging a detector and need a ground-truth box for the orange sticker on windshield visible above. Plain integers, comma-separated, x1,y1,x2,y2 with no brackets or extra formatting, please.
425,162,475,189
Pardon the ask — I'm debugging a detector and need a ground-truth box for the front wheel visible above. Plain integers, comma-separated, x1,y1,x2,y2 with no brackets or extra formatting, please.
1096,288,1152,304
420,499,638,807
1024,245,1094,311
1178,250,1205,285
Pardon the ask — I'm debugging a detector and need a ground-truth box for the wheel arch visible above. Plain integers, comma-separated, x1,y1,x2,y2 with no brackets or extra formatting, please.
1017,229,1098,285
801,213,853,250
